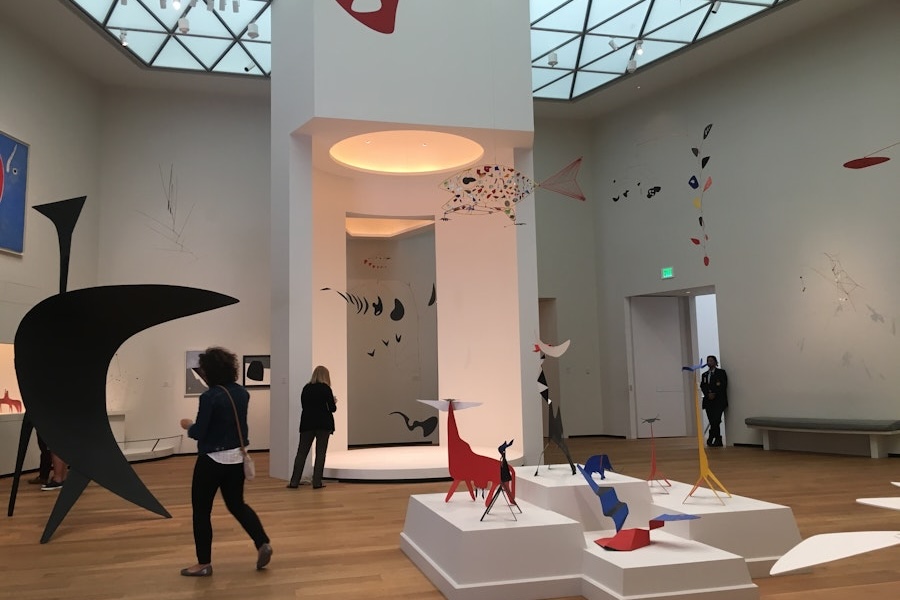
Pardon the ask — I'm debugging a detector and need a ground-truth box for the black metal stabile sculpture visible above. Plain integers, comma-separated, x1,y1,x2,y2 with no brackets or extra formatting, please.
7,196,239,543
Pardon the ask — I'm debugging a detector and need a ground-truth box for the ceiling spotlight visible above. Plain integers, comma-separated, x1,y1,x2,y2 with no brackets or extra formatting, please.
547,52,558,68
219,0,226,10
711,1,721,13
608,38,619,51
207,0,213,10
178,17,190,33
159,0,167,8
232,0,239,11
243,62,256,72
120,0,127,5
635,40,644,55
626,58,637,73
190,0,197,6
247,22,259,39
119,30,128,46
173,0,181,9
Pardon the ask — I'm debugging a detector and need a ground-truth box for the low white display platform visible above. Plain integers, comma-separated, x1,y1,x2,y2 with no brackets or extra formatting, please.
400,465,798,599
581,530,756,600
650,481,802,577
400,493,584,600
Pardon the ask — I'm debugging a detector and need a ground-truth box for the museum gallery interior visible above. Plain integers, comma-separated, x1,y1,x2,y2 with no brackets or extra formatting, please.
1,1,899,599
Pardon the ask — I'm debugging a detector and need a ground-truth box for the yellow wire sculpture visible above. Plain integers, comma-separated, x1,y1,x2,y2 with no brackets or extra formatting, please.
683,364,730,504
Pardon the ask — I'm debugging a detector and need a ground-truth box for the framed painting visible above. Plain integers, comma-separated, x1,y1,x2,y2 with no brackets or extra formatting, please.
0,130,29,255
185,350,207,396
243,355,271,389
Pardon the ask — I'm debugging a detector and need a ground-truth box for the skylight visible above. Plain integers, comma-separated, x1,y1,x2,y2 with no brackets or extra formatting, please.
66,0,790,97
68,0,272,77
531,0,792,100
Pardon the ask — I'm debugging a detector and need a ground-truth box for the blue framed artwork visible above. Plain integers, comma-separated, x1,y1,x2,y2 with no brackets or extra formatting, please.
0,130,29,255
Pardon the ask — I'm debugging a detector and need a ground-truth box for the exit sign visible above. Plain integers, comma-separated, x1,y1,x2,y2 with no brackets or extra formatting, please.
661,267,674,279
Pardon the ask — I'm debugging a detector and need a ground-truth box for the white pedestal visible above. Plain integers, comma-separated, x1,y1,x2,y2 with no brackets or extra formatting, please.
517,465,655,529
400,467,785,599
650,480,802,577
400,493,585,600
581,530,757,600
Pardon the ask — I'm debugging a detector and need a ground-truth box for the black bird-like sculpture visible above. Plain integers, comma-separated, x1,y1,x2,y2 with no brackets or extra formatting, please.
7,196,238,543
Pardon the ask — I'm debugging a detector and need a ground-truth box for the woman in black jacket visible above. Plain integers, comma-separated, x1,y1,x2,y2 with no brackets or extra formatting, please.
287,365,337,489
179,346,272,576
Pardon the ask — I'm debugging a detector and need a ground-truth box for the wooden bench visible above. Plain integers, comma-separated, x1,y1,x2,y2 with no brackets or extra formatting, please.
745,417,900,458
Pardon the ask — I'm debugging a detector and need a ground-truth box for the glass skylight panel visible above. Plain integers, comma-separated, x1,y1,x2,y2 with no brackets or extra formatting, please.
588,0,649,34
533,0,589,33
644,0,708,33
647,12,707,43
153,38,205,71
699,3,769,39
530,29,579,61
68,0,272,77
572,71,618,97
536,73,575,100
529,0,568,24
65,0,790,100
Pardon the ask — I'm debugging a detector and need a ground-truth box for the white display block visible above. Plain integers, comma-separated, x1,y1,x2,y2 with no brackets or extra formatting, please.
400,493,585,600
581,530,757,600
517,464,655,529
650,480,802,577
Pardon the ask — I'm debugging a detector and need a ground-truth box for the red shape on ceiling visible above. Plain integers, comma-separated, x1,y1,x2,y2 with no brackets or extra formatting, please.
843,156,890,169
335,0,399,34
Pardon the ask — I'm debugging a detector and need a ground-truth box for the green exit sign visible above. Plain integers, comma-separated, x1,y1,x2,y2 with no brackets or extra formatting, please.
661,266,674,279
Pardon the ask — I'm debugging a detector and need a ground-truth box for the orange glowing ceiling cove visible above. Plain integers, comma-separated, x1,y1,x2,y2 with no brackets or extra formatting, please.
335,0,400,34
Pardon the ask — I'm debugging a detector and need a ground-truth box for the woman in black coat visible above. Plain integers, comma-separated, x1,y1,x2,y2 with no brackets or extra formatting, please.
287,365,337,489
179,346,272,576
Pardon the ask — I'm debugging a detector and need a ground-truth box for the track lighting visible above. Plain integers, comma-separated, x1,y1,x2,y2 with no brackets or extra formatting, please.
172,0,181,9
120,0,127,5
233,0,240,11
247,22,259,39
207,0,213,10
626,58,637,73
189,0,197,6
547,52,558,67
119,30,128,46
178,18,190,34
219,0,226,10
711,1,721,13
159,0,167,8
608,38,618,51
635,40,644,55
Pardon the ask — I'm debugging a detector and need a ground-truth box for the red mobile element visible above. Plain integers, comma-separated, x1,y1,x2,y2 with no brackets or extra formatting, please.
335,0,399,34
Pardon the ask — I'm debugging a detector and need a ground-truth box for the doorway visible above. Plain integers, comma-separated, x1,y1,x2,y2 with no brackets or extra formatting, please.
626,287,718,439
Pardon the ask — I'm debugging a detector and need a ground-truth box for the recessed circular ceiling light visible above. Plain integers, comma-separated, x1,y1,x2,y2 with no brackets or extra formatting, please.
329,130,484,175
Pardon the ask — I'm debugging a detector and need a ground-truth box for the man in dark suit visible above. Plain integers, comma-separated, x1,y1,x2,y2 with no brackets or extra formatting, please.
700,355,728,447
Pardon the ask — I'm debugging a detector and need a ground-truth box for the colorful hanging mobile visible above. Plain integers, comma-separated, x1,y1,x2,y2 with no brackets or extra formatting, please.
439,158,585,224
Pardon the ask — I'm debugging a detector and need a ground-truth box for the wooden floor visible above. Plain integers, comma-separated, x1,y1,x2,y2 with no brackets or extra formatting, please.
2,437,899,599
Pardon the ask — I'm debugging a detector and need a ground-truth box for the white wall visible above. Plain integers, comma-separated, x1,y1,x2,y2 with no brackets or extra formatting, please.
346,231,438,446
533,121,603,436
0,18,102,473
96,88,271,451
535,0,900,447
0,20,102,340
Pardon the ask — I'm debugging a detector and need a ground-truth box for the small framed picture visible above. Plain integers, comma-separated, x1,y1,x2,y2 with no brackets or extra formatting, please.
243,355,271,389
185,350,207,396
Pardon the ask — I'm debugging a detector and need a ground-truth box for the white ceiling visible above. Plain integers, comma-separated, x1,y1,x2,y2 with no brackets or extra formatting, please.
0,0,869,117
